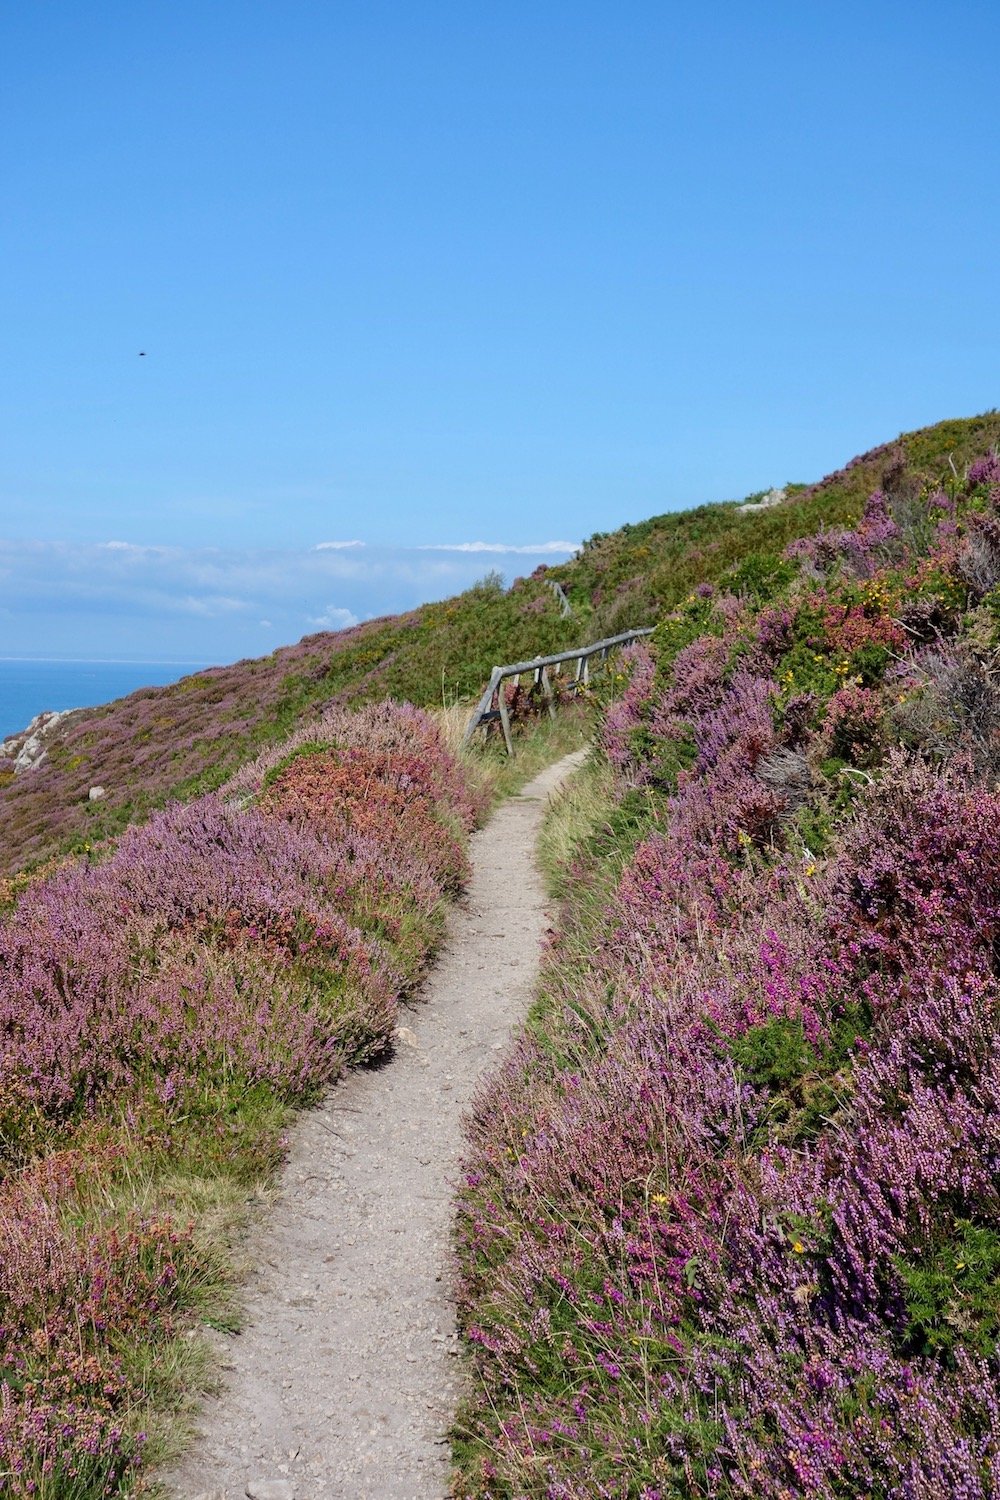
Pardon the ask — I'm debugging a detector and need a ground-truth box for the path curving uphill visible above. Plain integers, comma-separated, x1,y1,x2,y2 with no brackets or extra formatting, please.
170,750,585,1500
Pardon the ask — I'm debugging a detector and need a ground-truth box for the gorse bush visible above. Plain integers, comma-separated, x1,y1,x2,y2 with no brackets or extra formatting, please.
0,700,482,1496
454,440,1000,1495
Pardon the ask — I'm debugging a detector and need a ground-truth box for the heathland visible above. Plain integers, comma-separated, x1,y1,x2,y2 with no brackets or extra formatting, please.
454,416,1000,1498
3,411,998,876
1,409,999,1497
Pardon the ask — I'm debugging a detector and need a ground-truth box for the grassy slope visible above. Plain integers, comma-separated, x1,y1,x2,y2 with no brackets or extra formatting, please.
549,411,1000,634
1,410,998,876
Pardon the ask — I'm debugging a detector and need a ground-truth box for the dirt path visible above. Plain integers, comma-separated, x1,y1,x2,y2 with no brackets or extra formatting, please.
170,750,585,1500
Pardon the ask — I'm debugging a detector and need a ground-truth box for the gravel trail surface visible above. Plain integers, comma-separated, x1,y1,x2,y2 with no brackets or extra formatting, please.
169,750,584,1500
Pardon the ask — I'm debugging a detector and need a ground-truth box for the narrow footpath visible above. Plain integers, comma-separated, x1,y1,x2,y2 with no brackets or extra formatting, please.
170,750,585,1500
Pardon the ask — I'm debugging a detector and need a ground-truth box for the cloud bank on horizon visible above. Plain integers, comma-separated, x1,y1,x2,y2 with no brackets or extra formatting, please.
0,536,580,663
414,540,579,554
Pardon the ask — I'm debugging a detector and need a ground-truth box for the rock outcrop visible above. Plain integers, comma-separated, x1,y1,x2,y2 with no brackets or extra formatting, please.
0,709,78,774
737,485,787,513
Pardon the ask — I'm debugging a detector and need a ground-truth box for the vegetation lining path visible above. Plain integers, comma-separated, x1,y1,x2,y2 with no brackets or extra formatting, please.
168,750,586,1500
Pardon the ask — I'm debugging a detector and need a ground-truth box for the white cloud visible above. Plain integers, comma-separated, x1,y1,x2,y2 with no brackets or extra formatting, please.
415,540,579,555
99,540,170,555
174,594,252,617
0,534,582,660
314,540,365,551
308,604,360,631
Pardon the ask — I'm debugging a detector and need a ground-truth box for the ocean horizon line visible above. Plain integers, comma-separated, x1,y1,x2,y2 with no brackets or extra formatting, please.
0,655,215,667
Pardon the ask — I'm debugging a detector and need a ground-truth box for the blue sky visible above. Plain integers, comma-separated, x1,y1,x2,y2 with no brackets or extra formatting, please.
2,2,998,661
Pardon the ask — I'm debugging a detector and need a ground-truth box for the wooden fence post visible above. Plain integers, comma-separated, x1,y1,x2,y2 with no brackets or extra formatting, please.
496,683,514,755
540,666,556,719
462,666,503,746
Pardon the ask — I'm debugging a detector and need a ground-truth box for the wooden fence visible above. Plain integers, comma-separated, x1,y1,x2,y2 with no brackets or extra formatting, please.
462,627,654,754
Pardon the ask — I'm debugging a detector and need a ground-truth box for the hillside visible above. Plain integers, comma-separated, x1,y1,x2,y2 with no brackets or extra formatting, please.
0,579,574,875
1,411,999,877
549,410,1000,634
453,422,1000,1496
2,407,1000,1496
0,699,495,1496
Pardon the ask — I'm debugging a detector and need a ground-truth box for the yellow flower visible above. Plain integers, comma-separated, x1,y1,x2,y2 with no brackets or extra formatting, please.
792,1241,805,1254
651,1192,669,1206
804,865,816,878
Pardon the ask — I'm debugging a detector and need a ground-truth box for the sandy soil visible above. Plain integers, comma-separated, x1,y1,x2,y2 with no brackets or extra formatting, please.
168,750,585,1500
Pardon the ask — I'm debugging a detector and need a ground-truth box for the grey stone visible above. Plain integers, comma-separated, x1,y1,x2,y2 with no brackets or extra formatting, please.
245,1482,294,1500
737,485,787,513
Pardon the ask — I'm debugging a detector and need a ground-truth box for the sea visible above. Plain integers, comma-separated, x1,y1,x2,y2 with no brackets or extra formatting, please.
0,659,212,741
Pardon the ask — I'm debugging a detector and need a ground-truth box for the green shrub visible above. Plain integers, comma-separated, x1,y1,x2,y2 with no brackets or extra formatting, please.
896,1220,1000,1362
725,549,797,605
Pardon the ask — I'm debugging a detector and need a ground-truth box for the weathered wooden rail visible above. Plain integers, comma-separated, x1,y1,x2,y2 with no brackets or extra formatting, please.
545,579,573,618
462,627,654,754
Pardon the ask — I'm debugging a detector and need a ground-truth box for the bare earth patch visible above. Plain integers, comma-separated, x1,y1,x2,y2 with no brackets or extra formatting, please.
167,750,585,1500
